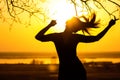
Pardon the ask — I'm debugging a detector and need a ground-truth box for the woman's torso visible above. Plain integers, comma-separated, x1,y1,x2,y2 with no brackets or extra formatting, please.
52,33,80,64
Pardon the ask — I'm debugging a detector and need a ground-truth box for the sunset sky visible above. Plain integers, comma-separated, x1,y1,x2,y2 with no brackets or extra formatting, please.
0,0,120,55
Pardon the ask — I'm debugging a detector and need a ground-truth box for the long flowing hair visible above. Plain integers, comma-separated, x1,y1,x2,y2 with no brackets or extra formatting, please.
79,13,100,35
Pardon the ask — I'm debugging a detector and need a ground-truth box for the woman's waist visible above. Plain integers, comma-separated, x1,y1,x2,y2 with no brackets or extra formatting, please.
59,56,80,63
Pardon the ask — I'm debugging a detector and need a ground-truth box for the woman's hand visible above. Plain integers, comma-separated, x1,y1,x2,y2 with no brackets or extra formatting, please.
48,20,57,27
109,16,118,26
109,19,116,26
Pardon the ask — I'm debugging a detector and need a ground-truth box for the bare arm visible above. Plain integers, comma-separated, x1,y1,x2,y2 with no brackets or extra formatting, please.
78,19,116,43
95,19,116,41
35,20,57,41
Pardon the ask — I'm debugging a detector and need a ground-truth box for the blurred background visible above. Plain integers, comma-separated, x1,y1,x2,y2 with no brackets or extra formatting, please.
0,0,120,80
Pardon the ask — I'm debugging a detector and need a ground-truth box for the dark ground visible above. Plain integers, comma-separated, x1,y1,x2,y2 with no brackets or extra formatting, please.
0,62,120,80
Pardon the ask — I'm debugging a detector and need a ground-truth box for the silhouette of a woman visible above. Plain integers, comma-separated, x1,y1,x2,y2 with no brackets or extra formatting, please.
35,14,116,80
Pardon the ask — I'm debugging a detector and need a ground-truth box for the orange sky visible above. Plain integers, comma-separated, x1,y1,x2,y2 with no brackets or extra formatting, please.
1,20,120,53
0,0,120,55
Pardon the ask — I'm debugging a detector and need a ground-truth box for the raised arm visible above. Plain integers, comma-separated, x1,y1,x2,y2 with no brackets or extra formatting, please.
95,19,116,41
35,20,56,41
77,19,116,43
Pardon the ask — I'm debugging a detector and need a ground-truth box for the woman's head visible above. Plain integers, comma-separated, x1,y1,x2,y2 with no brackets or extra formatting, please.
65,13,100,34
66,17,82,32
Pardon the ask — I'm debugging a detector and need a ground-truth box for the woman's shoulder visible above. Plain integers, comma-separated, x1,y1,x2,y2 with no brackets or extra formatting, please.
49,32,63,36
52,32,62,35
73,33,85,36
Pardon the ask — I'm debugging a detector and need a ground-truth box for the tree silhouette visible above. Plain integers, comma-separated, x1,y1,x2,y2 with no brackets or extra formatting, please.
0,0,46,28
71,0,120,19
0,0,119,27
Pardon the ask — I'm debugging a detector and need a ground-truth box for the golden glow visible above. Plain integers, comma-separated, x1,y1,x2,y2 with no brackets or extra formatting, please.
0,58,119,64
49,0,76,32
0,0,120,62
48,0,90,32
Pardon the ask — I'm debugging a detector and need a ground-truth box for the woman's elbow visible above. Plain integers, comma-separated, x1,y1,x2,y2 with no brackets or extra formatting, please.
87,37,101,43
92,37,101,42
35,35,39,40
35,35,45,42
35,35,42,41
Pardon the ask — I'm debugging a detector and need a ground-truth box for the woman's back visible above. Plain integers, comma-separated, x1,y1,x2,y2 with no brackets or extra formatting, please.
51,33,79,61
51,33,86,80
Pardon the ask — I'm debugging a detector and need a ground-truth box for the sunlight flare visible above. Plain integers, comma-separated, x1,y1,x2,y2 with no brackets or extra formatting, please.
48,0,90,32
50,0,76,31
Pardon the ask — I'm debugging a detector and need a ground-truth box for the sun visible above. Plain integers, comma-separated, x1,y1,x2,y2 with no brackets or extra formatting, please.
49,0,76,32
